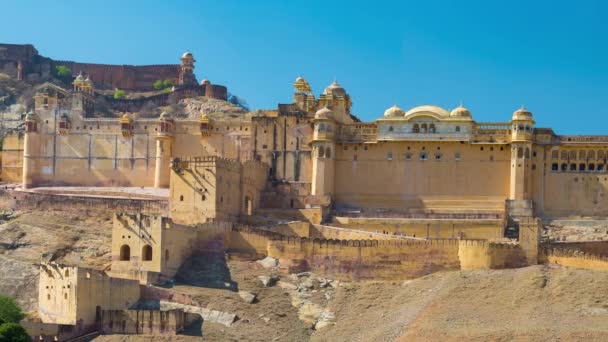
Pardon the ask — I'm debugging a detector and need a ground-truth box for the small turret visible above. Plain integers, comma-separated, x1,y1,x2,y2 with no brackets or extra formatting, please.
119,114,134,138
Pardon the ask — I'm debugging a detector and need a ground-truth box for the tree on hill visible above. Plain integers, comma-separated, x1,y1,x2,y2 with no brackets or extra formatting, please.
0,322,29,342
53,65,72,84
0,295,29,342
153,79,173,91
113,88,126,100
0,295,24,323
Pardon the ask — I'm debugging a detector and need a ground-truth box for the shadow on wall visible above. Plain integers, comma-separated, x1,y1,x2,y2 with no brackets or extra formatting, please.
174,251,238,291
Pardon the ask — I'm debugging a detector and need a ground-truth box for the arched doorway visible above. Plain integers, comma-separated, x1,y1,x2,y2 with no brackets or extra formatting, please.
142,245,153,261
119,245,130,261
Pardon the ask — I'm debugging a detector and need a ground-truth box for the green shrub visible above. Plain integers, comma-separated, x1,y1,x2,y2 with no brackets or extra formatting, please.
0,295,23,323
113,88,126,100
153,79,173,91
0,322,29,342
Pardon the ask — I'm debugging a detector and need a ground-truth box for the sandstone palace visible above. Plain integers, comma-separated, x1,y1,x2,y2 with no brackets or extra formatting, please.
1,43,608,340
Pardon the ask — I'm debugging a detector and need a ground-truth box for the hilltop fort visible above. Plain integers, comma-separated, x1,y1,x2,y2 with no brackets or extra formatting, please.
1,43,608,341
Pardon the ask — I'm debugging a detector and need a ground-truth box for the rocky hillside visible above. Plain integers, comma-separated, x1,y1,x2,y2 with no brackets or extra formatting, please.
0,209,112,311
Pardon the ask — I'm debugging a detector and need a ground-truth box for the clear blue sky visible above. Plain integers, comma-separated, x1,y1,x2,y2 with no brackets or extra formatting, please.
1,0,607,134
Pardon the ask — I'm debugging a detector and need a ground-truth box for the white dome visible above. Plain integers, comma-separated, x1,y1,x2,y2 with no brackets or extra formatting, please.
383,105,406,117
450,105,471,118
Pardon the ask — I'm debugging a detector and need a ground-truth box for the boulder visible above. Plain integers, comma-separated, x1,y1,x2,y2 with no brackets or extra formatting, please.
258,275,278,287
257,256,278,269
238,290,257,304
277,281,298,290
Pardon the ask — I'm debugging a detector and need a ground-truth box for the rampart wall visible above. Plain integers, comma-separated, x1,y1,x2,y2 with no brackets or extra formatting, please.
99,309,185,335
52,60,180,91
458,240,526,270
0,189,168,215
267,238,462,280
546,241,608,257
544,248,608,271
331,216,504,240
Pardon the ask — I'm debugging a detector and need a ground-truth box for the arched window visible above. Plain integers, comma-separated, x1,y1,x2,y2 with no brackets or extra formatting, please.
570,163,577,171
413,123,420,133
325,146,331,158
524,148,530,159
561,163,567,172
142,245,152,261
120,245,130,261
429,124,436,133
551,163,558,171
598,164,605,172
421,123,428,133
318,146,325,158
165,249,170,262
388,126,394,132
65,269,69,277
404,152,412,160
455,126,461,132
179,195,184,201
420,152,428,160
579,163,586,172
387,152,393,160
588,163,595,171
517,148,523,159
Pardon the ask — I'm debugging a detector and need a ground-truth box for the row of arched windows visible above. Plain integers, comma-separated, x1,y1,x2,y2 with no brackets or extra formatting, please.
551,163,606,172
316,145,332,158
412,123,437,133
119,244,153,261
552,150,607,161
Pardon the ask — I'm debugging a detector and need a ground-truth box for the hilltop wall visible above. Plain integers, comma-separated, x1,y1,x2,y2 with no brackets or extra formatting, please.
544,248,608,271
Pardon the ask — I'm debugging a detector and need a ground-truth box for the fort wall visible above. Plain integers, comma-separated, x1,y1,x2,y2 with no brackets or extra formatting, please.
458,240,526,270
0,189,168,215
544,248,608,271
332,141,511,209
267,238,462,280
99,309,186,335
52,60,180,91
331,216,504,239
546,241,608,257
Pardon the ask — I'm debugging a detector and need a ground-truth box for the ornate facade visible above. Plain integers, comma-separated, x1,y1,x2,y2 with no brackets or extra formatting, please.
5,75,608,220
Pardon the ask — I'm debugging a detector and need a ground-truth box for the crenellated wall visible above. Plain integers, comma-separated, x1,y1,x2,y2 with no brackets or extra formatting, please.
458,240,526,270
544,248,608,271
267,238,462,280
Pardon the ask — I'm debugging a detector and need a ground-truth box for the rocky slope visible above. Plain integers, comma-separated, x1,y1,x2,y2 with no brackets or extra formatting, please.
0,209,112,311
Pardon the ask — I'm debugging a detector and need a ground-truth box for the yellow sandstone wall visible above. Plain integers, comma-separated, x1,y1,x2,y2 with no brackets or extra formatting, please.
458,240,526,270
333,141,510,209
38,264,140,326
331,217,504,239
267,238,462,280
545,248,608,271
1,132,23,182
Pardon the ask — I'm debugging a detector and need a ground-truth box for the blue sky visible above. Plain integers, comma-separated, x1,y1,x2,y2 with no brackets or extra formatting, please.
1,0,607,134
